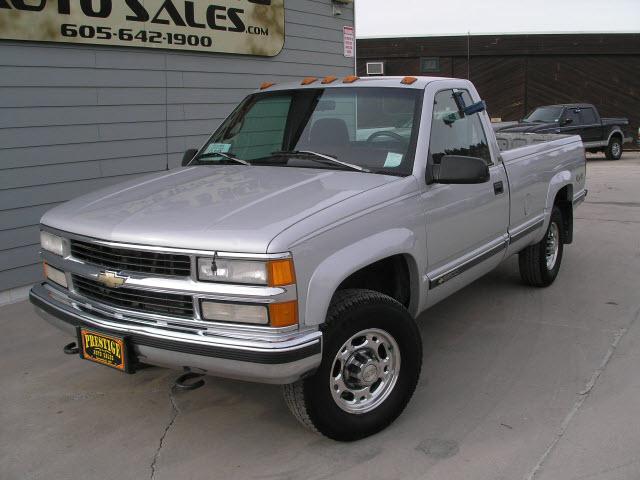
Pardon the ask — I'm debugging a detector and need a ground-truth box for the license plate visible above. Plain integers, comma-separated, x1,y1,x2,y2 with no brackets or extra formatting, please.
78,328,130,372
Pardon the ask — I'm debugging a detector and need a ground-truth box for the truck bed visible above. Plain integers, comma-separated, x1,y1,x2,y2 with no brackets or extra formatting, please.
496,132,582,163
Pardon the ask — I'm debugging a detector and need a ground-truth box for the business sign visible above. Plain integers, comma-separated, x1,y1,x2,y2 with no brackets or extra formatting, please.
0,0,285,56
343,25,353,57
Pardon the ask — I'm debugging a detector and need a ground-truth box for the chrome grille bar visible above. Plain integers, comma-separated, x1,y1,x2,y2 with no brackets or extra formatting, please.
70,240,191,277
73,275,194,318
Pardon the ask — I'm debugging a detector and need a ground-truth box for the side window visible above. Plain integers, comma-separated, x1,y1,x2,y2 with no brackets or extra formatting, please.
428,89,492,165
580,108,597,125
563,108,581,125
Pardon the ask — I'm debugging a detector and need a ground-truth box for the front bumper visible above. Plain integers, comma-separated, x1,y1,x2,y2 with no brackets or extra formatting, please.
30,283,322,384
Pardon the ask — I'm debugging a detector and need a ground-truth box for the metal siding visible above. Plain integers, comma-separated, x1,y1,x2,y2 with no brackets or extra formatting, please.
0,0,355,291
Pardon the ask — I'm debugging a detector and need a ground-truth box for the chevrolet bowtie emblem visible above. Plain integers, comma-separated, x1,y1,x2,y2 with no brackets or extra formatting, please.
96,270,128,289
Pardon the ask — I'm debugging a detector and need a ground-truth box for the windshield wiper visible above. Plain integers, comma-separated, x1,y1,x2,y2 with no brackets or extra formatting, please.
272,150,370,173
195,152,251,166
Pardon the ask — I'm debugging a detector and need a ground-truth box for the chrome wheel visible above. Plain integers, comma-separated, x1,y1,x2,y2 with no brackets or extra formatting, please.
611,141,621,158
545,222,560,270
329,328,401,414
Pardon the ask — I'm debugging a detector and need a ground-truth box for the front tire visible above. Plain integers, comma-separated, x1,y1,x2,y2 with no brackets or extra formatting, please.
605,136,623,160
518,206,564,287
283,289,422,441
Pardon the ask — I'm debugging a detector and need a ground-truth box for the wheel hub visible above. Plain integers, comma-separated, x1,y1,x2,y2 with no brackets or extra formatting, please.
345,352,380,387
329,328,401,414
545,222,559,270
612,142,621,157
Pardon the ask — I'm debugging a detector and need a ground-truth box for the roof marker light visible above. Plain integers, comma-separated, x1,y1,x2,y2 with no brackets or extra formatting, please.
260,82,275,90
343,75,359,84
301,77,318,85
401,76,418,85
321,75,337,84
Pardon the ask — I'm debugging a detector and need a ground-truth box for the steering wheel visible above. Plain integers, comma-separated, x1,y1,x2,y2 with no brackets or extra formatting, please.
366,130,408,145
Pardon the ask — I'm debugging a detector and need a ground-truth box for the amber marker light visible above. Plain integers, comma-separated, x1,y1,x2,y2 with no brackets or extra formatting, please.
267,258,296,287
269,301,298,328
301,77,318,85
260,82,275,90
401,76,418,85
343,75,359,83
321,75,337,84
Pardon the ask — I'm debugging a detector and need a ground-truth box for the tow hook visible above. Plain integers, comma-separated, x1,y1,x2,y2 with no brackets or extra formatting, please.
173,369,206,391
63,342,79,355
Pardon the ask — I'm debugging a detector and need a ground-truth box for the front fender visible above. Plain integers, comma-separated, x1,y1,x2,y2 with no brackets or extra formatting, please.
304,228,417,326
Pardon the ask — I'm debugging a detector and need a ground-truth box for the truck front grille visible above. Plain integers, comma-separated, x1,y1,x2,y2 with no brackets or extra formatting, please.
72,275,194,318
70,240,191,277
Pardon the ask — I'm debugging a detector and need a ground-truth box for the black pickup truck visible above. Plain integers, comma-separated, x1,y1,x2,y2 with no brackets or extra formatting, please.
496,104,632,160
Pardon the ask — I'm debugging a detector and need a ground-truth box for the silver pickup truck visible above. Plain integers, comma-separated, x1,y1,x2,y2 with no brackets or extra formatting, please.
30,76,587,441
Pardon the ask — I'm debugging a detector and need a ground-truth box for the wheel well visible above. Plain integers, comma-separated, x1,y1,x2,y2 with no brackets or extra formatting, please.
610,132,623,143
337,255,411,309
554,185,573,244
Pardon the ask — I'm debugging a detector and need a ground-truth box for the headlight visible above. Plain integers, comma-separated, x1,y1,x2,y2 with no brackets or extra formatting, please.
40,231,64,256
197,257,295,286
200,301,268,325
198,258,267,284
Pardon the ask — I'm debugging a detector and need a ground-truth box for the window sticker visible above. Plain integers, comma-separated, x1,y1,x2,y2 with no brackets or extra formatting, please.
384,152,404,168
204,143,232,154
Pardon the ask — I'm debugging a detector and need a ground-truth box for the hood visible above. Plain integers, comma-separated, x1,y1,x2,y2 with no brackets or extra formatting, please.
42,166,399,253
498,121,556,133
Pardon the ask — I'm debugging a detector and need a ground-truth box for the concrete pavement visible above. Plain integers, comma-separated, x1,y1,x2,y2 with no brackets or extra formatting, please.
1,152,639,480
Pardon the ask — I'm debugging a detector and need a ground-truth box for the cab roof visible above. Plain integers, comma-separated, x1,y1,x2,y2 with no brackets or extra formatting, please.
257,75,454,92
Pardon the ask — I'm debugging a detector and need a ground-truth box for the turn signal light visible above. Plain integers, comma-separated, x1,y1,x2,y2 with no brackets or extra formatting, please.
401,76,418,85
343,75,359,83
267,259,295,287
269,301,298,328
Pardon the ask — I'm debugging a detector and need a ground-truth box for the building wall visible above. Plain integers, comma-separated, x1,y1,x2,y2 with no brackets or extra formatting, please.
0,0,354,293
357,34,640,142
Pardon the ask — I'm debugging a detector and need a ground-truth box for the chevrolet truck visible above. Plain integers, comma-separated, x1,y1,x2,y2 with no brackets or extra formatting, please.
30,76,587,441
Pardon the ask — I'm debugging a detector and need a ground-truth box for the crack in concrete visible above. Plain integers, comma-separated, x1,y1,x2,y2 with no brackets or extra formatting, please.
150,386,180,480
524,307,640,480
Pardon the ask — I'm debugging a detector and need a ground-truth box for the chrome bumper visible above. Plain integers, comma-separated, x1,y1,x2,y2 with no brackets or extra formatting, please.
30,283,322,384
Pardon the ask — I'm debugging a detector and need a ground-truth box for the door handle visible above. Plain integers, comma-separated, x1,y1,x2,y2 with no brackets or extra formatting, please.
493,181,504,195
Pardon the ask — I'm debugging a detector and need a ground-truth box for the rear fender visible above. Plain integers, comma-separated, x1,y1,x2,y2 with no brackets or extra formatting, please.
607,127,624,144
543,171,573,240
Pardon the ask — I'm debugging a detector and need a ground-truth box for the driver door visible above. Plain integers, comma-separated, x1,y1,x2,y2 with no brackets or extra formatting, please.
421,89,509,305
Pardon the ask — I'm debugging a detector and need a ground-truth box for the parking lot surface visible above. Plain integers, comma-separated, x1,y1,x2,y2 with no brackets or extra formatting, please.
1,152,639,480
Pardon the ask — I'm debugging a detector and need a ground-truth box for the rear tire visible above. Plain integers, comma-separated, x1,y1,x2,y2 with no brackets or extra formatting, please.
605,136,623,160
283,289,422,441
518,206,564,287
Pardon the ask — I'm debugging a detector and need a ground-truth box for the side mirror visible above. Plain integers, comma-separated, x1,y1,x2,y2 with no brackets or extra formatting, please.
561,118,573,126
182,148,198,166
432,155,490,184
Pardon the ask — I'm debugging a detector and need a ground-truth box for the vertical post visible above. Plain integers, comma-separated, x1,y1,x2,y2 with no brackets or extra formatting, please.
467,31,470,80
353,0,357,75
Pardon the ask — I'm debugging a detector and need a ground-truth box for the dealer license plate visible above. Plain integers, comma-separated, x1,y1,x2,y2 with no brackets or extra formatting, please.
79,328,130,372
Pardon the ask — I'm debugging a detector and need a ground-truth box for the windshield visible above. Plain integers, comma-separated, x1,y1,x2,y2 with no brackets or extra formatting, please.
193,87,423,176
523,106,563,123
